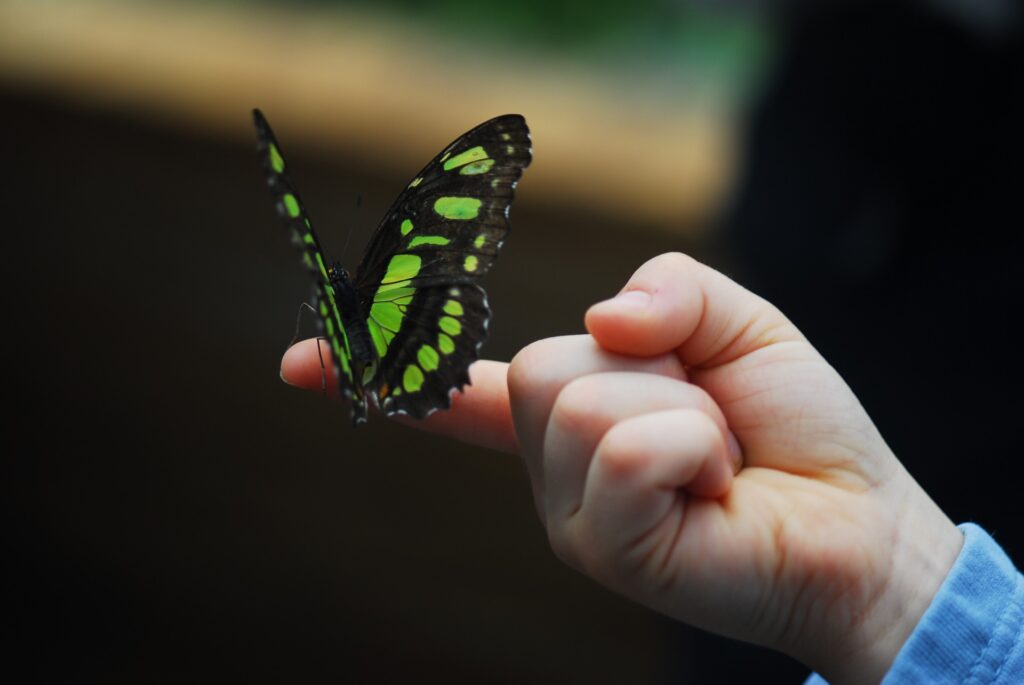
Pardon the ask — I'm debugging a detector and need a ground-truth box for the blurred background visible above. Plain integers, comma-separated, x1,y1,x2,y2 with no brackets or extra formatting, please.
4,0,1021,682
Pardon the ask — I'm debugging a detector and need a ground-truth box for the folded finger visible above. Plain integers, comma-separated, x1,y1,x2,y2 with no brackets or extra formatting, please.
507,336,688,513
542,372,736,529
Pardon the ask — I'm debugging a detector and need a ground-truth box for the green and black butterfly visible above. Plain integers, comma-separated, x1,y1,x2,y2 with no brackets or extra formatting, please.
254,110,531,425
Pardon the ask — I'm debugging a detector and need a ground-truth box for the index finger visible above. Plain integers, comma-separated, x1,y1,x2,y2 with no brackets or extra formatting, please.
281,340,518,453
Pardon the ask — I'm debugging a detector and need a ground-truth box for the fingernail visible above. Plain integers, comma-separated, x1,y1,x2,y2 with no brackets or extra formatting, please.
727,432,744,473
611,289,651,308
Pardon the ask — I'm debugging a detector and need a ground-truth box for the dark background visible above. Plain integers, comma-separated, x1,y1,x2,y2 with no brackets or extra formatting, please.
5,0,1022,683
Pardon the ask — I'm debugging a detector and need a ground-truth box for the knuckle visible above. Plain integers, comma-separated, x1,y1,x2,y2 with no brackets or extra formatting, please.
508,336,585,398
680,408,723,449
507,339,553,396
550,375,607,430
595,423,652,481
545,524,580,568
648,251,697,272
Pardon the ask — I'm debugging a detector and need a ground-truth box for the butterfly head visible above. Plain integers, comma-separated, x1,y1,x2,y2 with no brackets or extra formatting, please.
327,263,351,288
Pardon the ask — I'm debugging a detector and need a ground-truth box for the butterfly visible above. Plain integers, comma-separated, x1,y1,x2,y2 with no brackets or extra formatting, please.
254,110,531,425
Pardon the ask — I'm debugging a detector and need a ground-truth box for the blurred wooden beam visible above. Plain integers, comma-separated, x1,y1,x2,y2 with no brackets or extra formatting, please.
0,0,735,231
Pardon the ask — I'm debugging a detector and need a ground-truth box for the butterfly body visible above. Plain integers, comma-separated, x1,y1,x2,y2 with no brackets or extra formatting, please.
255,110,531,425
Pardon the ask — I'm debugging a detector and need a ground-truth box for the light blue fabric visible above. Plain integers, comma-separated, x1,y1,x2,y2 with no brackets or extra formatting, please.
805,523,1024,684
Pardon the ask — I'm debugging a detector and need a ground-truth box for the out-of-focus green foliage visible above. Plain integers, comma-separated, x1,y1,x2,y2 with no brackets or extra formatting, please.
244,0,773,97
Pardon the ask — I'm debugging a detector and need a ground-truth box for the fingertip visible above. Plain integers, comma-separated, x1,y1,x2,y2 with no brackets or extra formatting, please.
280,338,326,390
586,251,804,366
584,290,657,355
585,279,700,357
280,339,346,401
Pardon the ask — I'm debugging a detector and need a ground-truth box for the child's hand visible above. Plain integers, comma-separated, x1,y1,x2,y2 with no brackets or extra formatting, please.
281,253,963,683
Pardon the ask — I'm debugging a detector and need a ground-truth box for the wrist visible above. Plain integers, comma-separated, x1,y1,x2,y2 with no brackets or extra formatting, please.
818,467,963,684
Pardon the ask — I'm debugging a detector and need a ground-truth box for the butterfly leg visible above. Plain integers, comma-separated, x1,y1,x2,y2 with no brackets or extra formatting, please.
289,301,319,348
313,336,329,395
287,302,330,394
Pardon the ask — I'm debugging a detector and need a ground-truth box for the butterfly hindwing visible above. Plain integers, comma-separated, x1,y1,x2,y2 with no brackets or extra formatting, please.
253,109,366,418
373,284,490,417
354,115,532,417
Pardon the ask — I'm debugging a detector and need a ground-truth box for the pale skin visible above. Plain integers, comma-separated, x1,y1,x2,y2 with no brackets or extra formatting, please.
281,252,964,684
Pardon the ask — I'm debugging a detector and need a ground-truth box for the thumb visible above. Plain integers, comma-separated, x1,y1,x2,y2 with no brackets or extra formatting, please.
585,252,805,366
586,253,892,482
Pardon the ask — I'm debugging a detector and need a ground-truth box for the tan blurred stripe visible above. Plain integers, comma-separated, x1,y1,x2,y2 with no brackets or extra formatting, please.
0,0,734,230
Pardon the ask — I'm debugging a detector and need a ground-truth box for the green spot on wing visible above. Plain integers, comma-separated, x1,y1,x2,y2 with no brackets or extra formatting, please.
443,146,488,171
400,219,414,236
438,333,455,354
382,254,421,283
269,143,285,173
370,301,403,333
403,365,425,392
473,234,486,249
460,159,495,175
417,345,440,372
283,194,300,218
367,318,388,357
374,286,416,303
362,363,376,385
464,255,479,272
434,196,481,220
443,300,464,316
314,252,329,280
377,279,412,295
408,235,450,248
440,316,461,336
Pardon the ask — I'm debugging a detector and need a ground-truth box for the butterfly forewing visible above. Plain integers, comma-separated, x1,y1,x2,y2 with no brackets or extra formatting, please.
354,115,532,418
253,109,365,415
354,115,531,289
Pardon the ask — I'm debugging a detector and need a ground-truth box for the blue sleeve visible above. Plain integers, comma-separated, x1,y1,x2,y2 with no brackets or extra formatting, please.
804,523,1024,684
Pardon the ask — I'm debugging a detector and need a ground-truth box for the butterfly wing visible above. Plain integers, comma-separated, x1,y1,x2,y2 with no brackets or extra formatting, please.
353,115,532,417
253,109,367,422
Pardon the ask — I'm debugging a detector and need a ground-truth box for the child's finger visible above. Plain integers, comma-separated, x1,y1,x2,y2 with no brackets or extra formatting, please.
585,252,804,365
281,340,519,452
395,360,519,454
508,336,689,510
280,338,342,398
566,408,731,574
542,372,736,526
